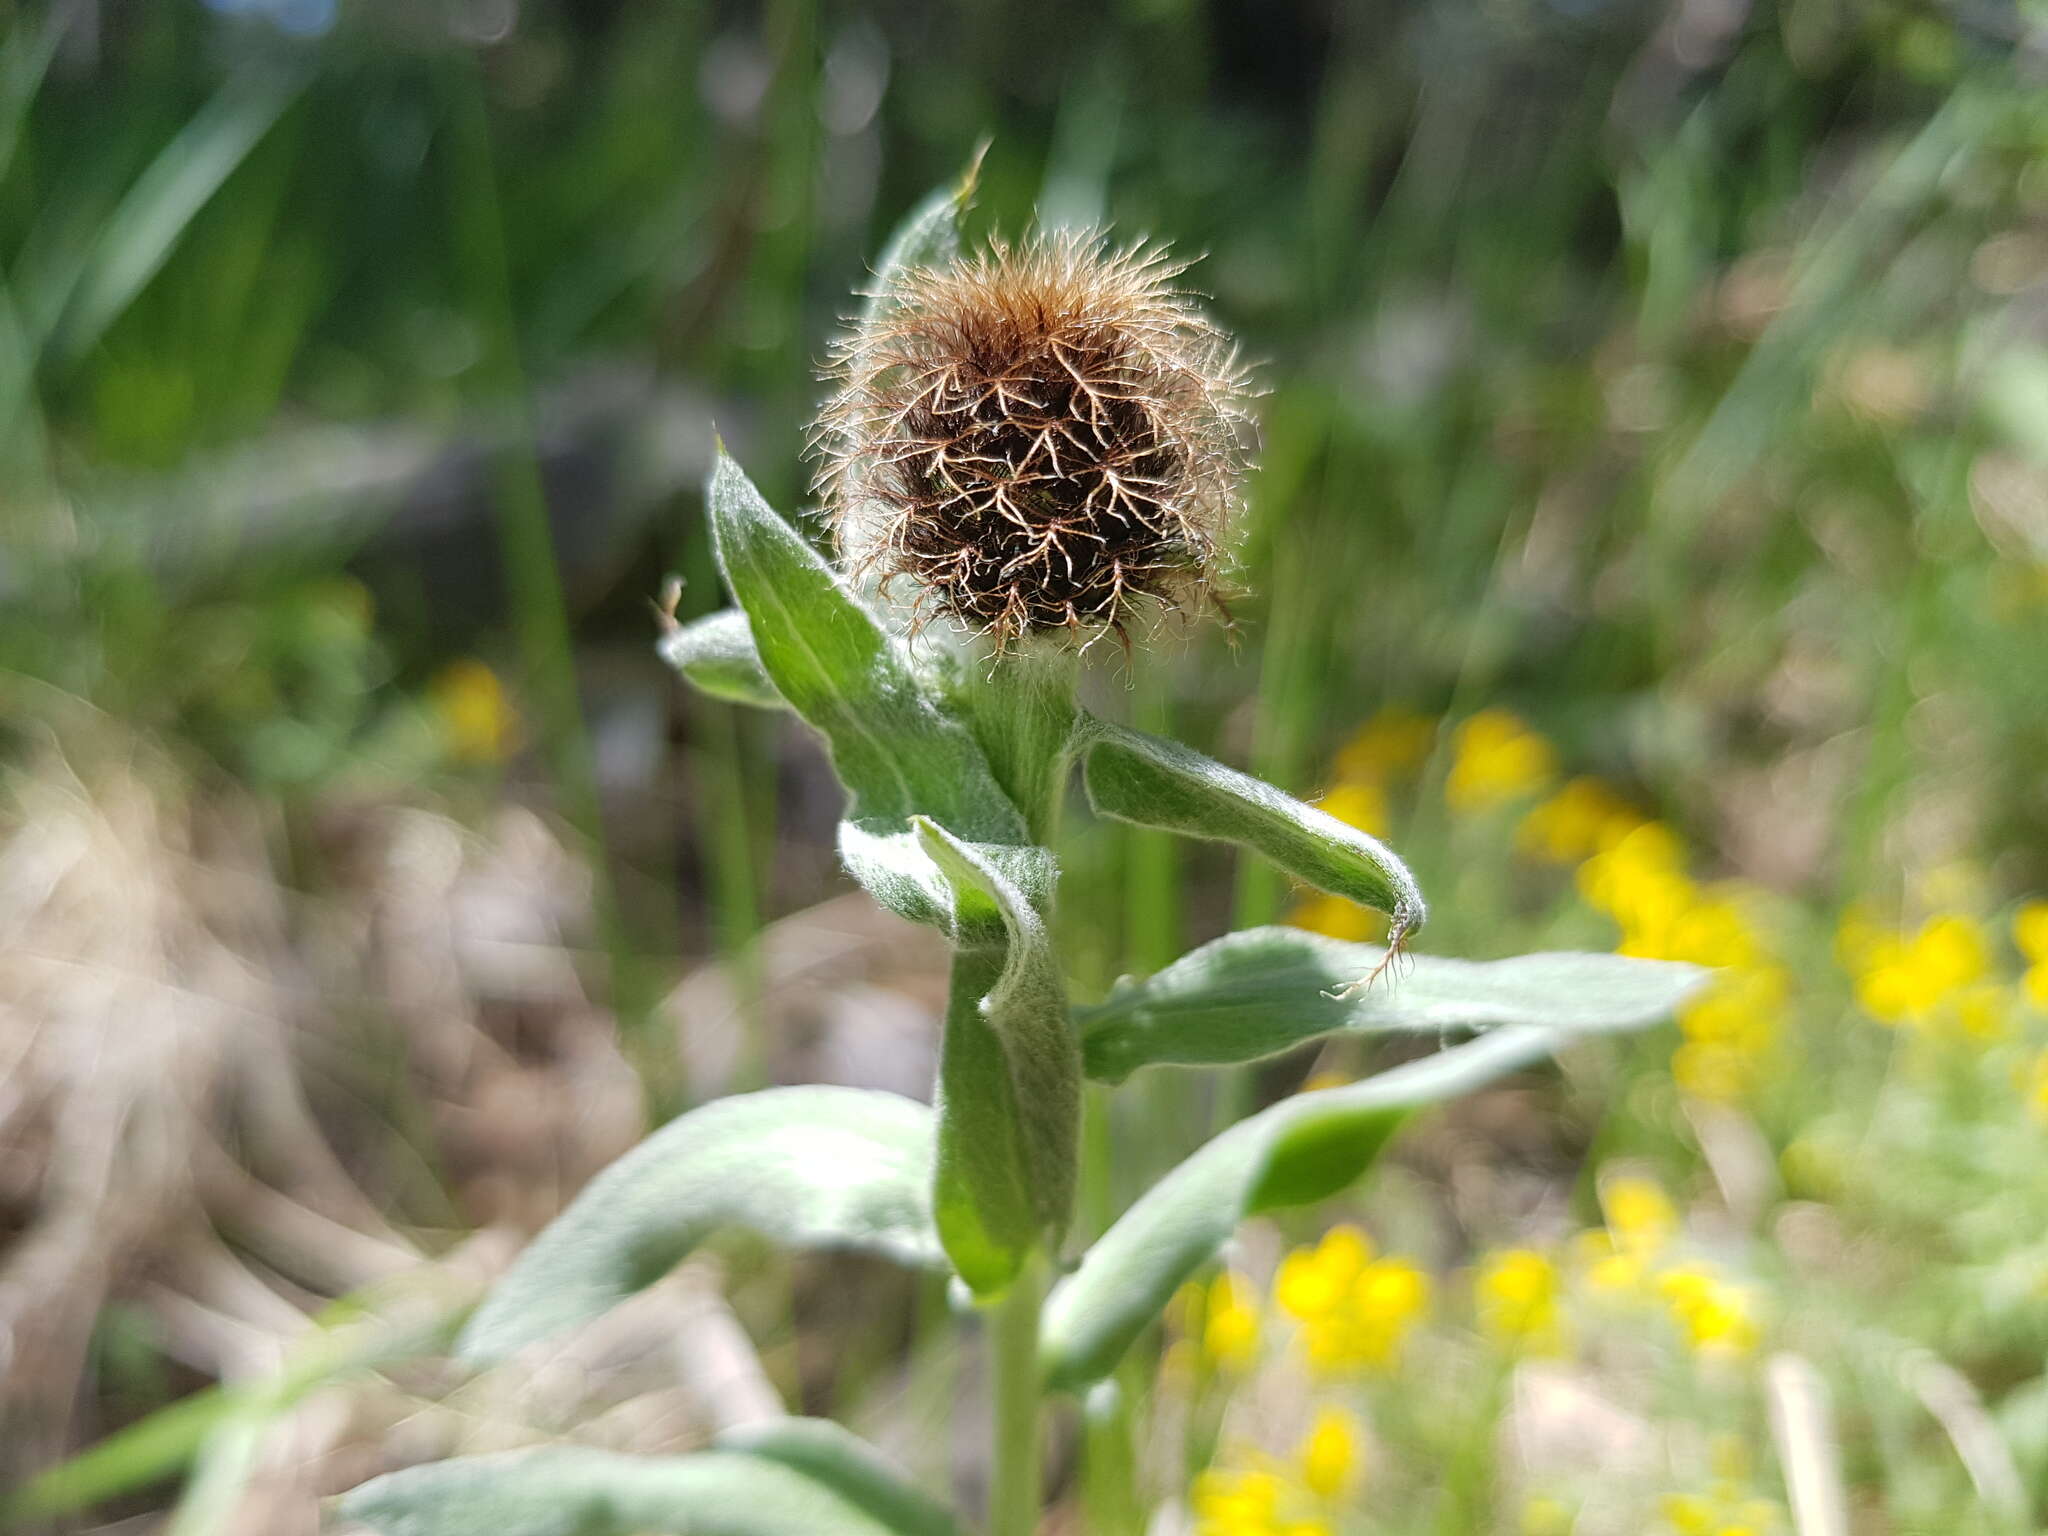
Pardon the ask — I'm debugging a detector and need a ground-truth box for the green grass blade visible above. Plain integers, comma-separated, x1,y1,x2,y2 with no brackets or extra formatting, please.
45,70,302,365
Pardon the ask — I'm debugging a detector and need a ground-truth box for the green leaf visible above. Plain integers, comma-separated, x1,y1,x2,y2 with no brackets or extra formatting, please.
858,143,984,331
705,448,1032,932
1041,1027,1612,1390
656,608,784,709
338,1431,963,1536
1078,928,1709,1083
914,819,1080,1295
458,1088,941,1364
1080,720,1425,934
714,1419,962,1536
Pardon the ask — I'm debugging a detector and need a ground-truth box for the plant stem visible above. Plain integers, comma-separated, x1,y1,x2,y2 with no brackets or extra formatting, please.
989,1257,1046,1536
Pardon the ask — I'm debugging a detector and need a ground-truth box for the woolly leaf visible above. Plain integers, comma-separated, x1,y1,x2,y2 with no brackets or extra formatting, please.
1079,928,1709,1083
1041,1027,1638,1390
458,1088,941,1364
1081,720,1425,934
858,144,983,331
656,608,783,709
338,1431,963,1536
705,447,1031,931
914,818,1079,1295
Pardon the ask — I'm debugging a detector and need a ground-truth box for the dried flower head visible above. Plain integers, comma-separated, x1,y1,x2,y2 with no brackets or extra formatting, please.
811,231,1254,651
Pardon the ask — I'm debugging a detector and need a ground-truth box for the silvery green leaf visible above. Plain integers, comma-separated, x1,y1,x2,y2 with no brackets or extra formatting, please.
338,1431,962,1536
715,1418,961,1536
1078,928,1709,1083
656,608,783,709
915,818,1079,1296
705,448,1031,932
1080,719,1425,933
458,1088,940,1364
1040,1027,1606,1390
858,144,984,331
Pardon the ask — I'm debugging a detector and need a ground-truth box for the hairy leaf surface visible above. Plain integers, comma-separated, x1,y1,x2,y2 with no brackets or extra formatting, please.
339,1429,961,1536
656,608,783,709
916,819,1079,1294
1079,928,1708,1082
1041,1027,1644,1389
459,1088,940,1364
1081,720,1424,933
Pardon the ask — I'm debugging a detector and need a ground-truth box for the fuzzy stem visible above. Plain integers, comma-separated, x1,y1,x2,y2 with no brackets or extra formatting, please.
989,1256,1047,1536
947,650,1082,848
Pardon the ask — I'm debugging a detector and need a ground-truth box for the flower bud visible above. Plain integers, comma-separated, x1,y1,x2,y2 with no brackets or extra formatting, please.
812,231,1253,651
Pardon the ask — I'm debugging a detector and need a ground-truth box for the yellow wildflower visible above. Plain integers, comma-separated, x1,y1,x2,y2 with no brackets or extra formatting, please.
1296,1406,1363,1500
1575,1229,1651,1297
1193,1466,1284,1535
2017,901,2048,965
2027,963,2048,1014
1288,892,1386,944
1446,710,1558,813
1601,1175,1678,1255
430,658,516,763
1475,1248,1565,1354
1518,776,1644,865
1851,913,1992,1026
1318,779,1390,838
1274,1226,1430,1373
1202,1273,1263,1372
1335,706,1437,782
1657,1265,1761,1357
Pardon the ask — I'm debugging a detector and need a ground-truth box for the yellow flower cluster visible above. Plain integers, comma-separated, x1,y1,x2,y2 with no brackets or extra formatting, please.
1575,1174,1762,1358
1473,1248,1565,1355
1174,1271,1264,1374
1446,709,1558,814
1838,907,1999,1033
1274,1225,1432,1373
1576,824,1788,1100
1192,1407,1364,1536
1517,775,1645,864
2014,900,2048,1011
1659,1486,1783,1536
429,657,516,763
1292,708,1437,941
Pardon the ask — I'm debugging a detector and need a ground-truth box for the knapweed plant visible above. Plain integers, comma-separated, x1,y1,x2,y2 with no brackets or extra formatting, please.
339,172,1707,1536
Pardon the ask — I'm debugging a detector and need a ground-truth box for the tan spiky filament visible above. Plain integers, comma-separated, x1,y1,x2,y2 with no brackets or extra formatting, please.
811,231,1255,652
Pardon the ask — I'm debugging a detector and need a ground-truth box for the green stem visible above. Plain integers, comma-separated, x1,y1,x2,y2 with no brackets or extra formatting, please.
989,1258,1046,1536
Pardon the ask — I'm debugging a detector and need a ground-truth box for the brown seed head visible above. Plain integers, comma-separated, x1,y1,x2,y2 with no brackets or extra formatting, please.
811,231,1254,651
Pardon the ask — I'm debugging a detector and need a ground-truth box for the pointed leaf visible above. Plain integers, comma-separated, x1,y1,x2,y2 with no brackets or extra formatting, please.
1081,720,1425,933
1041,1027,1627,1389
657,608,784,709
706,448,1030,931
714,1418,961,1536
1079,928,1709,1083
458,1088,940,1364
338,1436,963,1536
914,818,1079,1294
858,144,984,331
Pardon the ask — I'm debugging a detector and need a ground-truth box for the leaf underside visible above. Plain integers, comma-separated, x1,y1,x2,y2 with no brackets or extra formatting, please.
1039,1023,1669,1391
457,1087,941,1365
1078,927,1709,1082
339,1426,962,1536
1080,720,1425,932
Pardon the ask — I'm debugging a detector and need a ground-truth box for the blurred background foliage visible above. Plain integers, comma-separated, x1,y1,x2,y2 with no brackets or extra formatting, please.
7,0,2048,1530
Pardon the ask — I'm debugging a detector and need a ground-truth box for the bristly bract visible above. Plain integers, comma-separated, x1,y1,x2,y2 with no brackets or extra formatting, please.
811,231,1255,653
